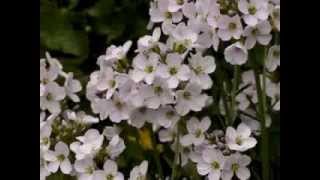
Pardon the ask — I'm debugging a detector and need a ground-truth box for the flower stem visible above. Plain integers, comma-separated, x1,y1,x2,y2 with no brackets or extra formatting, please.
230,65,240,125
253,48,270,180
171,123,180,180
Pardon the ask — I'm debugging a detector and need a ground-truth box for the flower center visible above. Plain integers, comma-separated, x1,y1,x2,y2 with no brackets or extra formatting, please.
154,86,163,95
195,129,202,138
228,22,237,31
273,50,280,58
173,43,187,54
109,80,116,88
183,91,191,100
115,101,123,110
232,163,239,172
46,93,53,101
85,166,94,174
211,161,220,170
165,12,172,19
166,111,175,119
106,174,114,180
169,67,178,75
57,154,65,161
236,136,243,145
194,66,203,75
248,5,257,15
144,66,154,73
176,0,184,5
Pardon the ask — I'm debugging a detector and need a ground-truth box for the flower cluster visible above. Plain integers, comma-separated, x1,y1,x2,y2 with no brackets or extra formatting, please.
40,0,280,179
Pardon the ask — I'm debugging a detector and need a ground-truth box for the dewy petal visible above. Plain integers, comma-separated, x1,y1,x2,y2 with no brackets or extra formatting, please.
60,159,72,174
236,167,251,180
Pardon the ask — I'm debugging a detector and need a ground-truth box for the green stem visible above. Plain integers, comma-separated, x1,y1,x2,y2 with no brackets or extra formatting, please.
230,65,241,125
171,124,180,180
149,125,164,179
221,82,232,126
253,48,270,180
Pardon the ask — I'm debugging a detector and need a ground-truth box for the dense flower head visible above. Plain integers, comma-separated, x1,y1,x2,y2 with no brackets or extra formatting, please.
40,0,280,179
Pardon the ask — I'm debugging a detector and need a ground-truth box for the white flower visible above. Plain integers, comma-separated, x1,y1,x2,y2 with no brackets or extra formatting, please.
170,23,198,53
243,20,272,49
181,117,211,146
97,41,132,67
155,106,180,128
129,107,154,128
222,153,251,180
40,124,52,152
266,79,280,111
217,15,243,41
238,0,269,26
40,82,66,114
137,27,161,52
265,45,280,72
142,77,175,109
103,125,121,140
236,93,250,111
168,0,186,12
130,52,160,85
157,53,190,88
64,72,82,102
105,135,126,159
270,5,280,31
74,158,96,180
43,141,72,174
118,79,146,108
188,52,216,89
91,99,111,120
70,129,104,160
65,110,99,124
129,161,149,180
95,67,127,99
93,160,124,180
225,123,257,152
107,93,133,123
175,83,208,115
196,148,225,180
149,0,183,23
40,52,62,83
224,42,248,65
159,125,177,142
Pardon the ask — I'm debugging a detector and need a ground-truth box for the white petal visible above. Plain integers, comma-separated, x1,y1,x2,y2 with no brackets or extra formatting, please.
243,15,258,26
237,123,252,138
236,167,250,180
60,159,72,174
47,161,60,173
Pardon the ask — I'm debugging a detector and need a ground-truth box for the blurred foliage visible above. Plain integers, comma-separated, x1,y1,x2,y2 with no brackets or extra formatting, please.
40,0,150,76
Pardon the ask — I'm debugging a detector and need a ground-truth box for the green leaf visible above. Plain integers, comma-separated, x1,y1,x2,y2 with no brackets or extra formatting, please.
40,2,89,57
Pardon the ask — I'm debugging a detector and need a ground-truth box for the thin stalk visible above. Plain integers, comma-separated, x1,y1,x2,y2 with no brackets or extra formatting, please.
171,124,180,180
221,82,232,126
253,48,270,180
230,65,241,125
150,126,164,180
